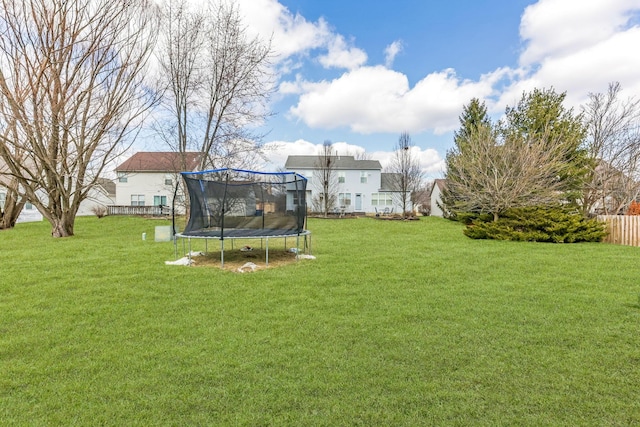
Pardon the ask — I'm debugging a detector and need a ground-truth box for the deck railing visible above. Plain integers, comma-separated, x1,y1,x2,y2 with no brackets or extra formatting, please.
107,205,171,216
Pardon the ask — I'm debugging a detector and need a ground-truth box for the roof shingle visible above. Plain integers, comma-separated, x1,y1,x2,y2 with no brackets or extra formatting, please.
285,155,382,170
115,152,200,173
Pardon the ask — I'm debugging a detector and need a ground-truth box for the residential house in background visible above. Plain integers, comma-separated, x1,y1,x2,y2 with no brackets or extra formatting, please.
1,157,113,222
76,178,116,216
284,155,407,214
1,180,114,223
114,152,200,213
429,179,447,217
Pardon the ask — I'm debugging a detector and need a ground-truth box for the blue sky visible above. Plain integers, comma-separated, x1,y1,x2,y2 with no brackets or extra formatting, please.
167,0,640,179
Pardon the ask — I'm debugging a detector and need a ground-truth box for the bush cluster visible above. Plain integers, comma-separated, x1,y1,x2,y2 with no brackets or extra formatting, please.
463,206,606,243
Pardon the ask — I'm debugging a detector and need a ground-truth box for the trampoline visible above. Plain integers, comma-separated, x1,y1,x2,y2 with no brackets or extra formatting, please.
174,168,311,267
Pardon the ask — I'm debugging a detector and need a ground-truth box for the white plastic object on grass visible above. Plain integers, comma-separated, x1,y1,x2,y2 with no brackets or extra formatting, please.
237,262,258,272
165,257,193,266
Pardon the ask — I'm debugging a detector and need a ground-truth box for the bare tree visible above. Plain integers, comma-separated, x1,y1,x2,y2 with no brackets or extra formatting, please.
0,125,27,229
312,141,338,216
445,124,569,222
387,132,423,216
0,177,26,230
0,0,158,237
156,0,274,173
582,82,640,214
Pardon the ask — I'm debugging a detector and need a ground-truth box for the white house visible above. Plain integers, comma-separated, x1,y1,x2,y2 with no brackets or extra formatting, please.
284,155,407,214
429,179,447,217
1,180,116,223
114,152,200,212
76,179,116,216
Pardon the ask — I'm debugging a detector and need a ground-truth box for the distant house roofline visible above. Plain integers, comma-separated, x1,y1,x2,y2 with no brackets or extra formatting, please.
115,152,201,173
284,155,382,170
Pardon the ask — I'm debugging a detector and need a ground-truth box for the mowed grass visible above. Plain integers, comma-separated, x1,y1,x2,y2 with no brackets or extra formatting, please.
1,215,640,426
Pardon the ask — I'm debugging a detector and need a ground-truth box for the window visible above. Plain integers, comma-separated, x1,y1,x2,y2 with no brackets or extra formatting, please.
338,171,345,184
117,172,127,183
25,201,33,210
360,172,368,184
371,193,393,206
131,194,145,206
338,192,351,206
164,175,173,186
154,195,167,206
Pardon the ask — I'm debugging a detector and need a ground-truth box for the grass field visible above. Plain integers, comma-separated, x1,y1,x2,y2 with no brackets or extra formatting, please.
1,215,640,425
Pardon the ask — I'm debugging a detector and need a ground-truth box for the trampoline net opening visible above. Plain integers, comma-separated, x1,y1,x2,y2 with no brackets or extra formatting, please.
179,168,308,238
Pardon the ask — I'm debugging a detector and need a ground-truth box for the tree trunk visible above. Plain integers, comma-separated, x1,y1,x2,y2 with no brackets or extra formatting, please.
50,215,75,237
0,192,26,230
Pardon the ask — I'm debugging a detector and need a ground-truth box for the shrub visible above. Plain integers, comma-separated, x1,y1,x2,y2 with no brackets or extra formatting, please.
463,206,606,243
91,205,107,219
627,201,640,215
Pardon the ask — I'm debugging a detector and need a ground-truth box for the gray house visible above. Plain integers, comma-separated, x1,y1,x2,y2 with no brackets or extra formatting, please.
284,155,407,214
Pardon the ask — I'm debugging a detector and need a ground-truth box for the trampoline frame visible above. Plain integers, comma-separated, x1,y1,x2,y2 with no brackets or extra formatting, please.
174,230,311,268
174,167,311,268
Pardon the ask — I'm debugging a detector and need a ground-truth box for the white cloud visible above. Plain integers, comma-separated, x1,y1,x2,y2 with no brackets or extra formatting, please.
384,40,403,68
288,66,505,134
236,0,367,71
235,0,331,59
519,0,640,66
318,34,367,70
498,0,640,110
372,147,445,178
274,0,640,139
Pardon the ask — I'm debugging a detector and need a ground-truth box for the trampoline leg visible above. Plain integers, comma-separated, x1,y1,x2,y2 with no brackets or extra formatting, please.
296,235,300,261
188,238,192,265
266,237,269,266
174,236,177,259
221,239,224,268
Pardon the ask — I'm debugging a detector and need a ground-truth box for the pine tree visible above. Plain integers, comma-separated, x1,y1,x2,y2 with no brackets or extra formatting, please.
500,88,590,204
442,98,491,218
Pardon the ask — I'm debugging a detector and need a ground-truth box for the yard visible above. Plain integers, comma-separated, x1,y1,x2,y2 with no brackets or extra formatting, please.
1,216,639,425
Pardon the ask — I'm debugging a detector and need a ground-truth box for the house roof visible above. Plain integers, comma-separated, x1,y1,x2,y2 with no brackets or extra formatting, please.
96,178,116,196
285,155,382,170
380,173,401,191
429,179,447,198
115,152,200,173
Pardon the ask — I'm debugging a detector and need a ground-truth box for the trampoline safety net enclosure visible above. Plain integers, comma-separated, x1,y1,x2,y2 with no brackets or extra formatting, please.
174,168,311,268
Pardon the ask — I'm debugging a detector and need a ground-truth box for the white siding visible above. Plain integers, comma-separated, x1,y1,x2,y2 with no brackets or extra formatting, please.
115,171,176,207
430,183,444,217
286,167,403,214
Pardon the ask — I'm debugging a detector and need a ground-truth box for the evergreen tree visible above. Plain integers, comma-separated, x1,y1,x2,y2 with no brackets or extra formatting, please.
453,98,492,149
500,88,590,203
442,98,491,218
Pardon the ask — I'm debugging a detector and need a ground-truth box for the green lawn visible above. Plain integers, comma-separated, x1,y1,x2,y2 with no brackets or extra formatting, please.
1,216,639,426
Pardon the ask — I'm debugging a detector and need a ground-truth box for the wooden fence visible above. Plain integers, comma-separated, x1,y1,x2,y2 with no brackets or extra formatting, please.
107,205,171,216
597,215,640,246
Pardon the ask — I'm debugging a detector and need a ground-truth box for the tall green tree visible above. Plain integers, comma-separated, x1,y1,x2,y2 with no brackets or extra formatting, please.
441,98,491,217
500,88,589,203
445,123,568,222
453,98,492,149
444,91,587,222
